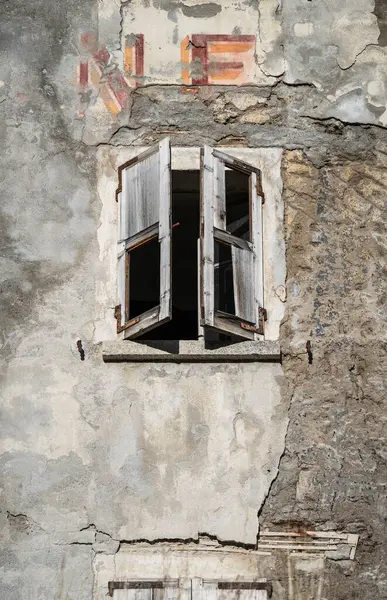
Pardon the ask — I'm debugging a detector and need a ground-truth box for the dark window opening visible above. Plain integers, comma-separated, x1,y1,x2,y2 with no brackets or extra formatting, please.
214,241,236,316
128,236,160,320
225,169,250,240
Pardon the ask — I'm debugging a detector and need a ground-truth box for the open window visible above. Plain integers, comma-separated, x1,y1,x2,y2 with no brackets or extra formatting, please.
200,147,264,341
115,138,172,339
115,142,266,342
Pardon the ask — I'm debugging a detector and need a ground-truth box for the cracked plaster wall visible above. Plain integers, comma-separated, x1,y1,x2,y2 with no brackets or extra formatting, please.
0,0,386,599
57,0,387,143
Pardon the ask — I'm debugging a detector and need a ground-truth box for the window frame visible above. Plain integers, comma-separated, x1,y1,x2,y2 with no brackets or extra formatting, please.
96,145,285,360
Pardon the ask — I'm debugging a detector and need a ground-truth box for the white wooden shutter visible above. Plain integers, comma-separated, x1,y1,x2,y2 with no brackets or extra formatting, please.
111,580,191,600
154,579,192,600
113,588,153,600
193,580,269,600
115,138,172,339
110,580,269,600
200,147,264,340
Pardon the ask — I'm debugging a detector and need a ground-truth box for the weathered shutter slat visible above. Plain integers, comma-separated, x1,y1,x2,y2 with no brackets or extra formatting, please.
158,137,172,321
250,171,264,338
214,227,251,251
122,151,160,240
251,171,264,307
212,149,262,176
117,241,126,325
214,157,226,230
200,146,215,328
232,244,255,323
125,223,159,252
118,189,126,244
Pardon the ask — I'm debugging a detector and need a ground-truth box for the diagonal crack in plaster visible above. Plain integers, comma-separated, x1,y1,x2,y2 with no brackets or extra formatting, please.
118,0,131,55
256,390,291,534
7,511,45,531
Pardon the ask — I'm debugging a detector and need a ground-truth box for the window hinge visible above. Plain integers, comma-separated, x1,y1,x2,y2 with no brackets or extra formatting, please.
241,322,260,334
256,178,265,203
256,306,267,335
240,308,267,336
108,582,164,597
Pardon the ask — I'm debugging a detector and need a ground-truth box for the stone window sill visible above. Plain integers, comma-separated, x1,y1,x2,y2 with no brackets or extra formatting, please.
102,340,280,362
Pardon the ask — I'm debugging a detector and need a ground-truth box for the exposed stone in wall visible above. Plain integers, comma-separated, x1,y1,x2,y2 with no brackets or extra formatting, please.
55,0,387,141
374,0,387,47
260,148,387,599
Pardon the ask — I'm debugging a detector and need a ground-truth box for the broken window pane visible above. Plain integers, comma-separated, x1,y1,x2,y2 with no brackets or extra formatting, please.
128,236,160,319
225,169,250,240
214,241,236,316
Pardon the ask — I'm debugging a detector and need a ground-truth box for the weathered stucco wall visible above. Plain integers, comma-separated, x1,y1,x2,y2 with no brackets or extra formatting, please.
0,0,386,598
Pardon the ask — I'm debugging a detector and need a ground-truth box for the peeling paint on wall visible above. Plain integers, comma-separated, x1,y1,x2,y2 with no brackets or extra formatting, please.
181,34,256,85
70,0,387,130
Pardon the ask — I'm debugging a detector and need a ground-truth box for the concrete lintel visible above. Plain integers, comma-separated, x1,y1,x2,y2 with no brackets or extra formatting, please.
102,340,281,362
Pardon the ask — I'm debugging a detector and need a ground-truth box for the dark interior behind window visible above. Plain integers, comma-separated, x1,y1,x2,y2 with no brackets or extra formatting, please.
132,169,250,341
